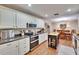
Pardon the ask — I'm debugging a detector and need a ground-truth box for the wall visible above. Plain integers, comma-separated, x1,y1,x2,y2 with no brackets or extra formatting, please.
52,19,78,31
44,20,53,33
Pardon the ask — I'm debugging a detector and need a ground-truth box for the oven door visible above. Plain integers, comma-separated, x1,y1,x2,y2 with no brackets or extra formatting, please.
30,40,39,50
30,36,38,42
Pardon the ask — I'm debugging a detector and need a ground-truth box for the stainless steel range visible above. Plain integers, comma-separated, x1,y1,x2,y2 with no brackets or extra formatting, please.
30,35,39,51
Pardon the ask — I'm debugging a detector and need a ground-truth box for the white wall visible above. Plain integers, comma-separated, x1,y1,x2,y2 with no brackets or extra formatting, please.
52,19,78,31
44,20,53,32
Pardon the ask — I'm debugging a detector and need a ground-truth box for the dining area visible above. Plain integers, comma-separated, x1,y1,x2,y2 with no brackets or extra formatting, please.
48,28,79,55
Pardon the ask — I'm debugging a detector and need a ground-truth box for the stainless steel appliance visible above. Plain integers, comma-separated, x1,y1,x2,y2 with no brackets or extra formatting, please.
24,30,33,36
14,30,22,37
30,35,39,51
26,23,37,28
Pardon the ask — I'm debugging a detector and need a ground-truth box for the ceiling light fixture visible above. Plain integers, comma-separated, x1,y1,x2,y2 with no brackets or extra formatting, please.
28,4,31,7
67,9,71,12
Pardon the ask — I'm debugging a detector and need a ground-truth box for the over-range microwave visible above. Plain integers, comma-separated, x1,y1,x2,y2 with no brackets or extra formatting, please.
26,23,37,28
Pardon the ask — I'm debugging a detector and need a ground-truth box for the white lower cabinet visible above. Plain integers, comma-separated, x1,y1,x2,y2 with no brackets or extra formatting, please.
0,41,18,55
39,33,48,44
44,33,48,41
0,33,48,55
0,37,30,55
18,37,30,55
39,34,44,44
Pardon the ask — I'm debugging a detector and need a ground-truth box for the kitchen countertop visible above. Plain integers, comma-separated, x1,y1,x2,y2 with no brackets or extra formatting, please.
0,35,29,45
0,32,47,45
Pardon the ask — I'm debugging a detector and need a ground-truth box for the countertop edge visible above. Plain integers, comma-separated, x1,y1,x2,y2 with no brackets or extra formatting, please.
0,32,48,45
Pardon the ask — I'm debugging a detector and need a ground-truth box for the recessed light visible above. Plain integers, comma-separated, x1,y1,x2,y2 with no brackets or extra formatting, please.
67,9,71,12
28,4,31,7
45,14,48,17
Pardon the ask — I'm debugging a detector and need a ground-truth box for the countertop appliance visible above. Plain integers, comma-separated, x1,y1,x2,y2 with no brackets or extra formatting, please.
14,31,22,37
30,35,39,51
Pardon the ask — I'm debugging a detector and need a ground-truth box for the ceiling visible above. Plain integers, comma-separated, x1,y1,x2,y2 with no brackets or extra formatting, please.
1,4,79,22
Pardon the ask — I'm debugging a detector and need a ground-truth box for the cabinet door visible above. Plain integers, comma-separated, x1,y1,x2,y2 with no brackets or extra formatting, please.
0,6,16,28
0,44,8,55
36,19,45,28
39,34,44,44
16,12,27,28
0,41,18,55
44,33,48,40
25,37,30,53
6,41,19,55
39,33,48,44
18,39,26,55
18,37,30,55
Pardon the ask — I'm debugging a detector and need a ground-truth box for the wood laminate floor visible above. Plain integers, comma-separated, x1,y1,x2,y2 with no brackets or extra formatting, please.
27,39,72,55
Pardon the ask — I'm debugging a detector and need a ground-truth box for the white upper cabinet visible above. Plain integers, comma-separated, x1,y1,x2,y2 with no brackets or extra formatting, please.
0,5,45,28
16,12,27,28
36,19,45,28
25,15,37,24
0,6,16,28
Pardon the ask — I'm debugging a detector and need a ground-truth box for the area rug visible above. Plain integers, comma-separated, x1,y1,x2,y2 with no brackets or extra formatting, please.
57,45,75,55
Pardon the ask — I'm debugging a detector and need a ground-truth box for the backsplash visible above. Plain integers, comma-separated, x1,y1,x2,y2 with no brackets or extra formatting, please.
0,28,45,40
